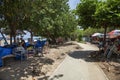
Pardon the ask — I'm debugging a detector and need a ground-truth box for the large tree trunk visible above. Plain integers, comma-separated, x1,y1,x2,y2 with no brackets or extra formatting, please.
10,30,12,45
13,34,16,44
51,36,57,44
103,26,107,47
30,30,33,43
9,23,16,45
10,25,13,45
13,25,17,44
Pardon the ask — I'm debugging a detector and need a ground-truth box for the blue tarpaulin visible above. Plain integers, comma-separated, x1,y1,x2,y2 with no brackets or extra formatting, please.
35,40,46,48
25,42,30,47
0,47,12,67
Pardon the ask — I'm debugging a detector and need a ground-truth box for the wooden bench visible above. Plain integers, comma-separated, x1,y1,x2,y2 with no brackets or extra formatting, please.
2,54,15,66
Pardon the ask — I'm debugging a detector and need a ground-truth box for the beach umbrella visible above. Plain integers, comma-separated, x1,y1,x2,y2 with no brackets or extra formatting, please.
108,30,120,35
108,30,120,38
92,33,104,38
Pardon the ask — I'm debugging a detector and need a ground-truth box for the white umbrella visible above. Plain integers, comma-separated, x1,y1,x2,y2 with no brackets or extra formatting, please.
92,33,103,37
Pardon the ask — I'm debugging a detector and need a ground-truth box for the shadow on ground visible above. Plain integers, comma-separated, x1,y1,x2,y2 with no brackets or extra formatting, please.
0,56,54,80
68,50,103,62
68,50,120,63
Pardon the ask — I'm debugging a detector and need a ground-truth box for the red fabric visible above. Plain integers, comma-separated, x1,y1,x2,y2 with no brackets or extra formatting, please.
108,30,120,39
108,30,114,35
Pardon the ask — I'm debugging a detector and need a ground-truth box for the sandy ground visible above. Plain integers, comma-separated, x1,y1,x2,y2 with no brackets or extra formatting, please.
0,41,80,80
98,61,120,80
0,41,119,80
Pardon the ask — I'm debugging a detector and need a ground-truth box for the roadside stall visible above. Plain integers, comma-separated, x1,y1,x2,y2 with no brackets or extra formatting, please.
104,30,120,59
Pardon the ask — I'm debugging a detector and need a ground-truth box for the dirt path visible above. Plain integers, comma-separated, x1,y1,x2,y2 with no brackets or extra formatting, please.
49,43,109,80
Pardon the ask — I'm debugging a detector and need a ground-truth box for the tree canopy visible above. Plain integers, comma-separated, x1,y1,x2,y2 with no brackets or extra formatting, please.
76,0,98,29
0,0,77,44
76,0,120,29
76,0,120,44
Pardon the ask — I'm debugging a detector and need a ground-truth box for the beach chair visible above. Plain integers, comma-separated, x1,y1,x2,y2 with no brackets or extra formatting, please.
34,40,47,56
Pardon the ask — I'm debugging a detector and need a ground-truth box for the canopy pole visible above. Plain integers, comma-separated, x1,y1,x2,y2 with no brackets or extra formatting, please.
0,30,8,45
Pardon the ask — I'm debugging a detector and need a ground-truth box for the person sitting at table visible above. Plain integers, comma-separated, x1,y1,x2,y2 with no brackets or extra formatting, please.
20,39,26,49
